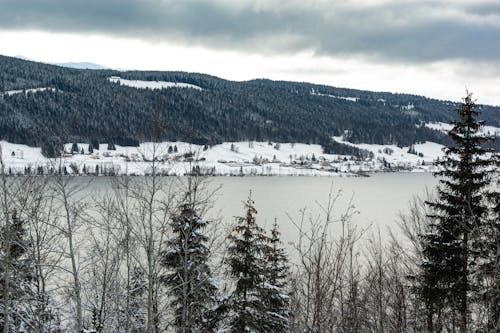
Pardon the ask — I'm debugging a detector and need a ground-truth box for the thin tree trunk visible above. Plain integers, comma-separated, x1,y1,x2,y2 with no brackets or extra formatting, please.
2,215,11,333
63,193,83,332
147,244,154,333
460,232,468,333
1,149,11,333
147,159,157,333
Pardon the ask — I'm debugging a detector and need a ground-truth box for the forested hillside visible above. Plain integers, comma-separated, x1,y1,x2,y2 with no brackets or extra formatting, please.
1,55,499,156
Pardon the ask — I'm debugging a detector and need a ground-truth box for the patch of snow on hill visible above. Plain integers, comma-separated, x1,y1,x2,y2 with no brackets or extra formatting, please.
425,122,500,136
109,77,202,90
401,104,415,111
2,87,57,96
332,136,445,171
0,141,47,166
425,122,453,133
310,88,358,102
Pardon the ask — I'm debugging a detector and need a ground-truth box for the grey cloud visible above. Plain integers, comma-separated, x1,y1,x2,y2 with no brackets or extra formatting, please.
467,2,500,16
0,0,499,65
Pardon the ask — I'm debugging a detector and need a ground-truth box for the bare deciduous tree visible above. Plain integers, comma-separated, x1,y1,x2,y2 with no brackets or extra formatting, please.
289,188,363,333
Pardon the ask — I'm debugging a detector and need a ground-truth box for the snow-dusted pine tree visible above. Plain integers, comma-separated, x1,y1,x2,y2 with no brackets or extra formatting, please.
0,211,35,332
420,91,496,332
261,220,290,333
227,195,269,333
162,202,218,333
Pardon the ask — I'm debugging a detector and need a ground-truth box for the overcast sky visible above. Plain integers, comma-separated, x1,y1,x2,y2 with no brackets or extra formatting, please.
1,0,499,104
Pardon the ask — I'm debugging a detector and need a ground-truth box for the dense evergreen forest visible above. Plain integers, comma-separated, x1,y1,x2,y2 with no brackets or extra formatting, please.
1,55,499,157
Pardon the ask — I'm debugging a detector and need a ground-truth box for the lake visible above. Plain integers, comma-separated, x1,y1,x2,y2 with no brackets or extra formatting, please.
206,172,439,244
87,172,440,245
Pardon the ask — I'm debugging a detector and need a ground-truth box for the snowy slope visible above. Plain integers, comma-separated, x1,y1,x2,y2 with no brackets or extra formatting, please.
0,138,449,176
332,137,444,171
109,77,202,90
1,87,57,96
425,122,500,137
310,88,359,102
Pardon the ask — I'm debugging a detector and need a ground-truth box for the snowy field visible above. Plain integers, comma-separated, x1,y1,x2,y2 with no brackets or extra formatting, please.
0,138,447,176
109,76,202,90
425,121,500,137
310,88,359,102
0,87,57,96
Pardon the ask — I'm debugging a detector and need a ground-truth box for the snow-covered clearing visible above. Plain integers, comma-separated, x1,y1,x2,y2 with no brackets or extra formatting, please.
310,88,359,102
425,122,500,137
1,87,57,96
109,76,202,90
401,103,414,110
332,137,444,171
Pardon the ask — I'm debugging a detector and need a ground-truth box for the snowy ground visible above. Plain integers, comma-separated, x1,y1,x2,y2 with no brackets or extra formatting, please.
425,122,500,137
0,138,447,176
0,87,57,96
109,77,202,90
310,88,359,102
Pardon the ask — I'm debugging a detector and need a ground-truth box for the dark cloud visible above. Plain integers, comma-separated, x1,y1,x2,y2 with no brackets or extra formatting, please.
467,2,500,16
0,0,499,64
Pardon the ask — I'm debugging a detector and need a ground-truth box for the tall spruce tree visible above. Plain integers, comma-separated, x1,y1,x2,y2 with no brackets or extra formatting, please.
420,91,496,332
162,201,218,333
261,220,290,332
227,195,269,333
0,211,35,332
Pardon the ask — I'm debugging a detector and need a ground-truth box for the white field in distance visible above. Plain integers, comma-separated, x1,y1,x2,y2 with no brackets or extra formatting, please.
109,76,202,90
425,122,500,137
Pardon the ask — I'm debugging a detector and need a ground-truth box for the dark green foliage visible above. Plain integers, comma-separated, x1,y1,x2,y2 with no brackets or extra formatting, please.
261,221,290,333
107,142,116,150
0,211,34,331
161,202,218,332
90,306,104,333
91,139,100,151
227,195,270,333
71,142,79,154
420,92,496,332
1,55,498,154
41,136,62,158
